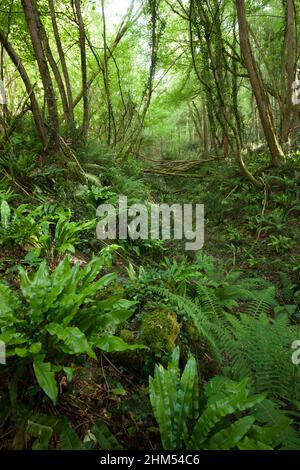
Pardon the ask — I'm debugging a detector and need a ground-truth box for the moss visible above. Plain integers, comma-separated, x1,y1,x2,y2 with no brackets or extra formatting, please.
120,329,135,344
140,309,180,353
184,322,199,342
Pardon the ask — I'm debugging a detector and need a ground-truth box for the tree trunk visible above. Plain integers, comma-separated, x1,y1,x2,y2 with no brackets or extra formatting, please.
235,0,285,163
74,0,89,142
21,0,59,150
0,31,47,148
280,0,296,148
0,43,7,138
190,101,203,145
49,0,75,134
100,0,116,145
35,12,70,129
202,98,209,159
191,0,262,186
48,0,75,132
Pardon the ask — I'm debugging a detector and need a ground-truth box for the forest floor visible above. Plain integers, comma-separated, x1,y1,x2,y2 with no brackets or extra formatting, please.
1,149,300,449
59,153,300,449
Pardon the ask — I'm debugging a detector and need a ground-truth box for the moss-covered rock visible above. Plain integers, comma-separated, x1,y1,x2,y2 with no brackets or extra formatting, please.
140,309,180,353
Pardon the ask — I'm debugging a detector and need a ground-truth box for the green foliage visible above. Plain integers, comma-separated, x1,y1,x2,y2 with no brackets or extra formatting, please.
0,254,143,404
0,201,95,257
267,235,294,253
26,413,58,450
56,416,84,450
257,209,287,233
149,348,298,450
25,414,123,450
159,285,300,405
125,253,257,304
1,200,11,229
1,0,300,450
53,210,96,254
226,225,243,245
88,420,124,450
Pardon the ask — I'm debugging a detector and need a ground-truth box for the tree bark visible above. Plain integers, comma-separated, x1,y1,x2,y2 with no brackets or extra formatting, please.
48,0,75,131
101,0,116,145
0,31,47,148
35,12,70,129
280,0,296,147
235,0,285,163
21,0,59,150
202,98,209,159
49,0,75,130
74,0,89,142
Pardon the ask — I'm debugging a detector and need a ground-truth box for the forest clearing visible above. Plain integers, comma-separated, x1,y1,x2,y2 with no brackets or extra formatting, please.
0,0,300,457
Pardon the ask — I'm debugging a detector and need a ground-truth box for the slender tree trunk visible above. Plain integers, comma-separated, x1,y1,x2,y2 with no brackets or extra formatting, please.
35,12,70,128
48,0,75,132
202,98,209,159
232,19,243,147
0,32,47,148
280,0,296,148
0,44,7,137
235,0,285,163
190,101,203,145
136,0,159,136
101,0,116,146
21,0,59,150
74,0,89,142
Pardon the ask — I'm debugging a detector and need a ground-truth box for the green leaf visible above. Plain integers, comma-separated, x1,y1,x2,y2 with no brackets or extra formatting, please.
149,363,179,450
1,200,11,229
237,436,273,450
174,355,199,447
57,417,83,450
111,388,127,396
29,342,42,354
27,417,54,450
63,367,74,382
90,420,123,450
95,335,147,352
46,323,96,359
33,360,58,405
205,416,256,450
188,379,265,449
0,282,20,317
14,347,29,358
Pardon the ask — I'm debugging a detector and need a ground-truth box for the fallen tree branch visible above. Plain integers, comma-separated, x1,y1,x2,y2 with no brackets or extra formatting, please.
143,168,203,178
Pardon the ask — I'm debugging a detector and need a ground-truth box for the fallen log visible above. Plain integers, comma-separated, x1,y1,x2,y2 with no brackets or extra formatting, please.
143,168,203,178
149,157,216,165
134,151,217,166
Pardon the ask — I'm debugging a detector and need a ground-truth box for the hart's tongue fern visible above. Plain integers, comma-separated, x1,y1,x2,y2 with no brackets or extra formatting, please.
152,282,300,405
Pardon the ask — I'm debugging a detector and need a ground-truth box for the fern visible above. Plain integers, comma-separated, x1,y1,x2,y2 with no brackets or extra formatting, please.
156,284,300,405
56,417,84,450
26,413,60,450
149,348,299,450
0,254,143,404
90,420,123,450
188,376,265,450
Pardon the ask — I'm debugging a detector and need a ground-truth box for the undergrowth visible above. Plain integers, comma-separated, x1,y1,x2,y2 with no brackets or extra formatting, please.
1,143,300,450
